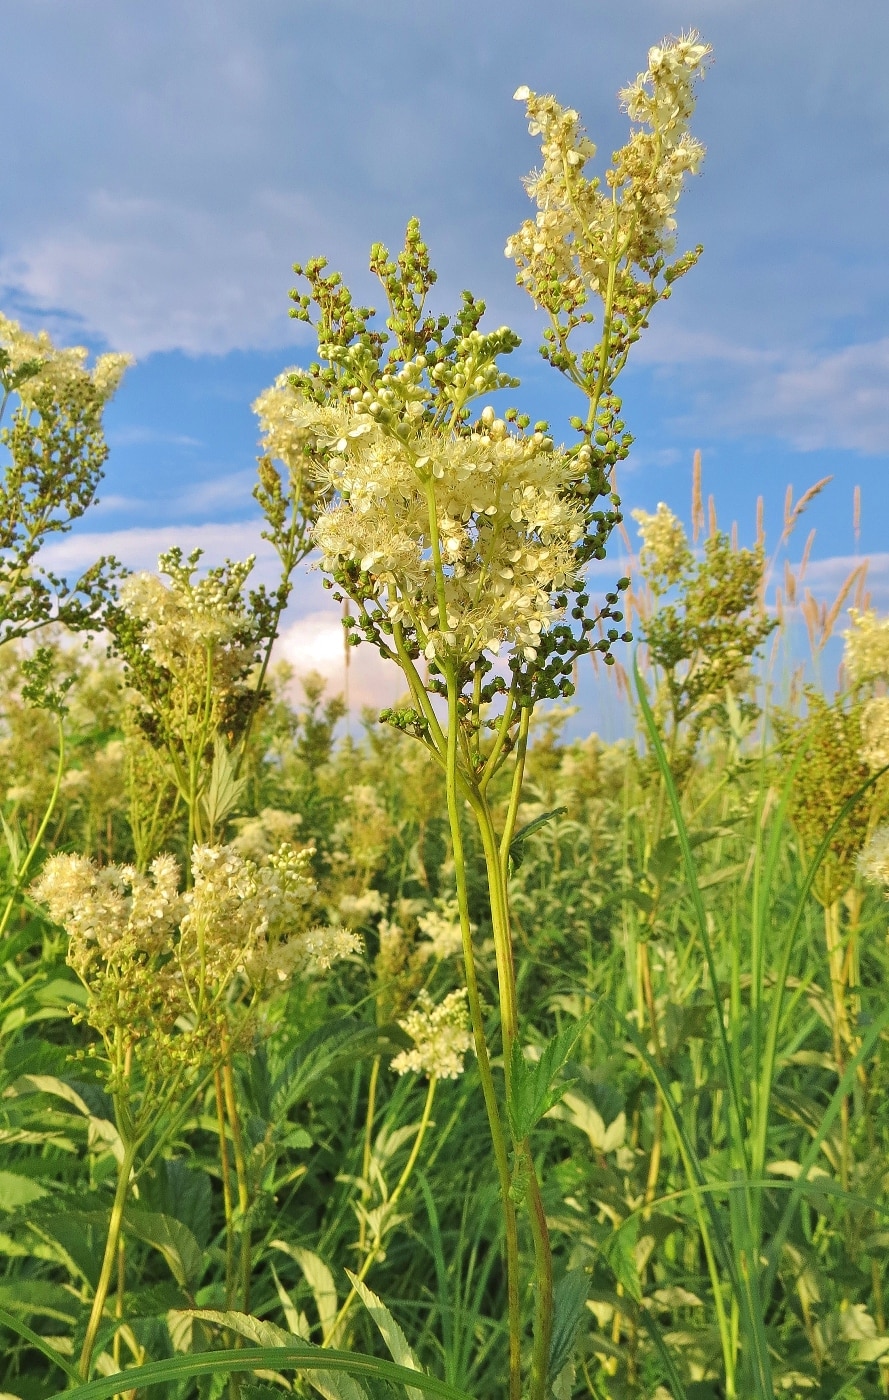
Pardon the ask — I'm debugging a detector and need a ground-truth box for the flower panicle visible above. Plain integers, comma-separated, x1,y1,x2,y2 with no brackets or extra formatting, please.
391,989,473,1080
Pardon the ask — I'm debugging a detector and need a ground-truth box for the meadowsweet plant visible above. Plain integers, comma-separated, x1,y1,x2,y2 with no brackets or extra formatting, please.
631,501,776,781
251,33,710,1400
106,373,335,866
0,316,130,939
0,314,129,646
30,838,357,1379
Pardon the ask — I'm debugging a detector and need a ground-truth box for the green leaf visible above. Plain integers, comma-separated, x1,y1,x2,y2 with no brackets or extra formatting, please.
508,806,568,871
125,1209,205,1291
0,1170,47,1210
0,1303,78,1380
0,1279,78,1325
272,1242,338,1342
646,833,681,884
47,1347,474,1400
202,738,248,832
548,1268,589,1383
173,1312,369,1400
506,1016,589,1141
345,1271,425,1400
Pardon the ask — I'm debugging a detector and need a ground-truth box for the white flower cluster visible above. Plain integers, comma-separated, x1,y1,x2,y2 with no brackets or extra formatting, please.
844,609,889,688
32,851,184,983
303,397,587,665
860,698,889,773
416,900,464,962
232,807,304,860
632,503,692,591
0,312,131,407
119,550,256,679
253,377,347,473
31,842,360,1057
859,825,889,891
391,989,473,1080
505,32,710,307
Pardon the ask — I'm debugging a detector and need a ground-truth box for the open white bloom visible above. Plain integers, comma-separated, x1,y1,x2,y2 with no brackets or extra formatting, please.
120,550,256,679
416,900,465,962
632,503,691,590
31,842,355,1059
31,852,184,979
391,989,473,1080
0,312,131,407
506,33,710,308
860,697,889,773
308,398,587,666
844,609,889,688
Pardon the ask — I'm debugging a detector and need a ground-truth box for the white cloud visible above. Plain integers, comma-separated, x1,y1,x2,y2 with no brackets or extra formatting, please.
276,611,409,712
0,188,329,357
38,518,279,578
638,325,889,456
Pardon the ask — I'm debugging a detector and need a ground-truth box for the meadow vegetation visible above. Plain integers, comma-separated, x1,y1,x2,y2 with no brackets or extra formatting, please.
2,31,889,1400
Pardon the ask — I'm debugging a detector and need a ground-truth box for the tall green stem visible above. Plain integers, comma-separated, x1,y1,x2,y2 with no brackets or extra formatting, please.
443,669,523,1400
79,1137,138,1379
474,790,554,1400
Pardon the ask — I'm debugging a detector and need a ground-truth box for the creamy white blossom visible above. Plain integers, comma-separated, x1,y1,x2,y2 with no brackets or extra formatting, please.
0,312,131,407
31,842,357,1061
632,503,692,591
307,398,588,665
391,989,473,1080
860,697,889,773
844,609,889,688
506,33,710,309
859,825,889,891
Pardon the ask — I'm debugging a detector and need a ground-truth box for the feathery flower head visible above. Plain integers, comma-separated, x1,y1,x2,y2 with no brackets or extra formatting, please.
0,312,131,408
308,398,588,666
417,899,464,962
860,697,889,773
859,824,889,891
391,989,473,1080
506,33,710,313
844,609,889,688
632,503,691,591
120,548,256,675
31,841,356,1070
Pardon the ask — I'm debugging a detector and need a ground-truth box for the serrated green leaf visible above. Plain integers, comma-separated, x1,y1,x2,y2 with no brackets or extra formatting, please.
548,1268,589,1382
272,1242,337,1342
345,1270,424,1400
202,739,248,832
506,1017,589,1141
125,1209,205,1291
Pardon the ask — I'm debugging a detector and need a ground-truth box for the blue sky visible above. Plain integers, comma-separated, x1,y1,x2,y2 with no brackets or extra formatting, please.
3,0,888,730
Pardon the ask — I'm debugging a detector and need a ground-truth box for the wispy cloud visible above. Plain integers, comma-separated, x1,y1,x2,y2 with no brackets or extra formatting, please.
638,326,889,456
38,518,280,579
107,425,204,449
